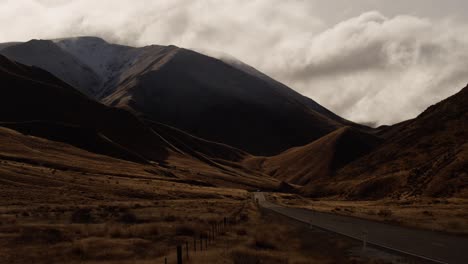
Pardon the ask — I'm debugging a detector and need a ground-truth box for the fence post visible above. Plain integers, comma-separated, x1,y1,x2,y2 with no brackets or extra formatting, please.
212,225,215,241
200,234,203,251
205,233,208,250
165,257,167,264
194,236,197,252
186,241,189,260
177,245,183,264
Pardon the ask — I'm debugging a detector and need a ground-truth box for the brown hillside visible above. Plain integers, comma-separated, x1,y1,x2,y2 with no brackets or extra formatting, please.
244,127,381,185
303,85,468,199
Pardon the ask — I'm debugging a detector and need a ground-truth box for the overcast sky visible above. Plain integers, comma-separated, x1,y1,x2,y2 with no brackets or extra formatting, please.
1,0,467,126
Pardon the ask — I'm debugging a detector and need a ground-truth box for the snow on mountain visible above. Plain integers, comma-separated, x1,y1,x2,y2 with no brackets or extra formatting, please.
53,37,142,85
0,39,102,96
0,37,175,99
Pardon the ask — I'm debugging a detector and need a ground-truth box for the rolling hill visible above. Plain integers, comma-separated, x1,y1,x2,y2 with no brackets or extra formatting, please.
244,127,382,185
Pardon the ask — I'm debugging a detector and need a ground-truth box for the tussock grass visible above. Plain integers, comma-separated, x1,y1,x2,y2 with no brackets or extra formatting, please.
271,193,468,235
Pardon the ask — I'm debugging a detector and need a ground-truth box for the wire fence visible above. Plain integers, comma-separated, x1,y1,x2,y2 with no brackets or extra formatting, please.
162,216,236,264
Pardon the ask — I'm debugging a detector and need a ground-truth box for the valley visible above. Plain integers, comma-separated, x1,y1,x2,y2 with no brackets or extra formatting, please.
0,37,466,263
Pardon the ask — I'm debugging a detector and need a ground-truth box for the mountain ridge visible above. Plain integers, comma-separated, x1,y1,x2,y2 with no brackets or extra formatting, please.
302,85,468,199
0,36,365,155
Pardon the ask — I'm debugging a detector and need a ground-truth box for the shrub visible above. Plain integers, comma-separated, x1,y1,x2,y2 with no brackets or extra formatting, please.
252,233,277,250
239,213,249,222
175,224,196,236
366,209,376,215
422,210,433,216
236,228,248,236
163,215,177,222
118,211,139,224
71,208,94,223
377,209,393,217
18,227,68,244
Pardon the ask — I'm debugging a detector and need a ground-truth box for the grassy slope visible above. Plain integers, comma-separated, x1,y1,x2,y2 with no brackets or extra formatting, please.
312,85,468,199
244,127,381,186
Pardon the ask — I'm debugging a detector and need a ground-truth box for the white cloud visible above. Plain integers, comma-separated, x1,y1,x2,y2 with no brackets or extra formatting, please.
0,1,467,125
276,12,468,125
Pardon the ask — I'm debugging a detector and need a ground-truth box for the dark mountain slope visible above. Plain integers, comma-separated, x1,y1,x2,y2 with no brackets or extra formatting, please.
1,37,365,155
0,40,102,96
223,57,365,128
147,120,249,162
103,47,347,155
0,55,170,162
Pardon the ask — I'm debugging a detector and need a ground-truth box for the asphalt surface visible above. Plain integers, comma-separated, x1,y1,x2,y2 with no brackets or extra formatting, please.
254,192,468,264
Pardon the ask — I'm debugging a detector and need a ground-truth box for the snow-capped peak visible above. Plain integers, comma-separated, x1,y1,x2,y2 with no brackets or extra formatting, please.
53,36,142,83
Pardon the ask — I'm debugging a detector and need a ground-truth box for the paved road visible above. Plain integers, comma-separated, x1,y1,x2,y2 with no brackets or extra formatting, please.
254,192,468,264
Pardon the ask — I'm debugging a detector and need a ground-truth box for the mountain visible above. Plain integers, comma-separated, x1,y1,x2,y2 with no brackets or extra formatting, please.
303,84,468,199
0,39,102,96
102,46,350,155
244,127,381,185
0,54,279,190
0,54,170,162
0,42,21,51
53,37,144,98
0,37,363,155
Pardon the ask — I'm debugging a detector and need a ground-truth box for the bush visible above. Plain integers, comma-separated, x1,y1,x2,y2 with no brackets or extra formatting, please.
118,211,138,224
377,209,393,217
236,228,248,236
422,210,433,216
175,225,196,236
71,208,94,223
18,227,68,244
163,215,177,222
252,233,277,250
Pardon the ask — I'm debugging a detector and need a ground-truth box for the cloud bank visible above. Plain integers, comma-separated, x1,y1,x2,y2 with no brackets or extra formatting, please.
277,12,468,125
1,0,467,125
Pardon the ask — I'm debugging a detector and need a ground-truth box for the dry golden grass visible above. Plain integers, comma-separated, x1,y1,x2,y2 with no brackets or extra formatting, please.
173,199,401,264
0,125,282,263
0,188,412,264
0,126,434,263
270,193,468,235
0,195,248,263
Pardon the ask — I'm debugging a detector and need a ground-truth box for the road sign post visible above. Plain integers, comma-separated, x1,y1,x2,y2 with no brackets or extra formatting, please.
362,229,368,251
